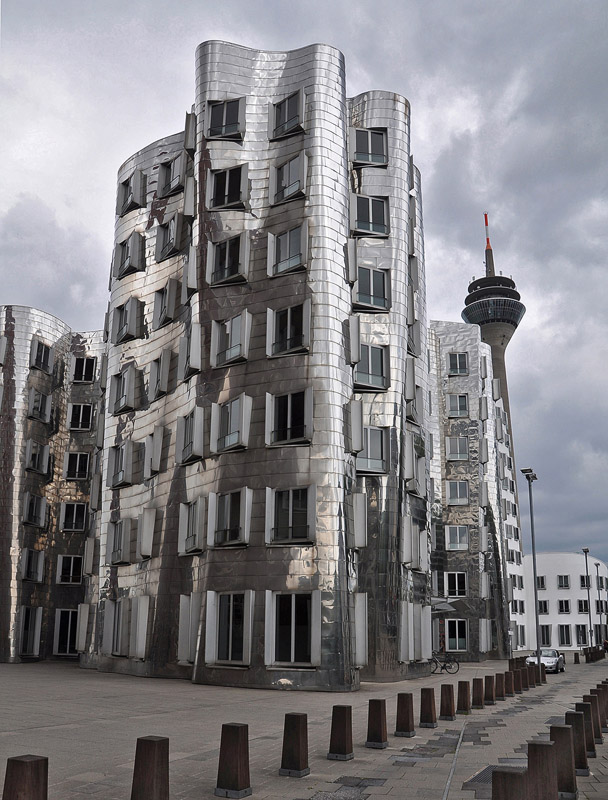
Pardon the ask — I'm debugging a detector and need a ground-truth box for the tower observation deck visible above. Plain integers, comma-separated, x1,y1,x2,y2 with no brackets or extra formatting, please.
461,214,525,422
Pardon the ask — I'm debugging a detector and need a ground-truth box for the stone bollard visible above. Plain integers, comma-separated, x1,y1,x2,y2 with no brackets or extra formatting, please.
365,699,388,749
130,736,169,800
215,723,251,799
495,673,506,701
549,725,577,800
491,766,528,800
472,678,485,709
279,713,310,777
439,684,456,721
328,706,354,761
527,665,537,689
457,681,471,715
583,694,603,744
565,711,589,776
575,702,596,758
520,668,529,691
504,671,515,697
420,687,438,728
592,685,608,732
2,755,48,800
513,669,523,694
484,675,496,705
540,663,547,683
395,693,416,737
527,741,558,800
574,652,580,664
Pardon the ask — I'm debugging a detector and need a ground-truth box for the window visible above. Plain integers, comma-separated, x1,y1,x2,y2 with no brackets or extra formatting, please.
178,592,202,663
178,323,202,381
112,297,141,344
354,265,389,310
113,232,145,279
210,489,252,546
448,353,468,375
65,452,90,480
272,91,304,138
178,498,204,554
110,364,137,414
446,572,467,597
578,599,589,614
446,437,468,460
518,625,526,647
537,575,546,590
580,575,591,589
265,389,312,446
267,301,310,356
108,441,134,488
596,600,603,615
149,349,171,400
351,195,389,237
69,404,93,431
177,407,204,464
274,593,314,664
576,625,587,646
30,338,53,373
116,168,146,216
155,214,184,261
446,525,468,550
267,222,308,276
351,128,387,166
210,395,252,453
158,152,187,198
271,153,307,204
211,311,252,366
143,426,163,480
356,427,388,473
57,555,83,585
23,493,46,527
558,625,571,647
22,549,44,582
539,625,552,647
20,607,42,656
538,600,548,614
518,575,524,589
25,440,49,474
217,593,246,661
53,609,79,656
270,487,311,542
447,394,468,417
447,481,468,505
209,234,248,285
110,520,132,565
27,389,51,422
136,508,156,561
60,502,88,532
354,344,389,390
558,599,570,614
208,166,247,209
511,599,519,615
208,98,245,139
446,619,467,651
152,279,179,329
558,575,570,590
72,356,97,383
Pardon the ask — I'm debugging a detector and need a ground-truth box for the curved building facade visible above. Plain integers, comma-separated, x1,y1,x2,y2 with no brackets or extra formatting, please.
84,41,431,690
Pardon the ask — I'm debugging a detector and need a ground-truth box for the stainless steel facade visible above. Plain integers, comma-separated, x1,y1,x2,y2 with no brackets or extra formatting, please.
0,305,103,662
83,41,432,690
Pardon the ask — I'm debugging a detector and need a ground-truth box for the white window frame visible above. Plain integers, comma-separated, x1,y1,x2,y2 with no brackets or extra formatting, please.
112,232,145,279
446,480,468,505
207,487,253,547
206,165,248,210
25,439,50,474
540,625,552,647
575,624,587,646
264,590,321,666
71,356,97,383
110,364,137,414
29,337,54,373
23,493,47,527
448,352,468,375
264,485,316,544
446,525,468,551
349,127,388,167
580,574,591,589
350,194,389,237
178,592,203,663
27,388,51,422
158,151,188,198
178,496,205,555
116,168,146,216
136,508,156,561
445,572,467,598
64,451,90,481
265,300,311,357
143,425,164,479
56,555,83,585
155,213,184,261
59,502,88,532
107,440,134,488
178,323,202,381
353,263,390,311
204,590,254,666
207,97,246,139
446,436,468,461
68,403,93,431
558,599,571,614
149,349,171,400
270,90,305,139
207,232,250,285
210,394,252,453
109,519,132,565
538,599,549,615
266,221,308,276
270,152,307,205
446,619,467,652
557,574,570,590
176,406,204,464
578,599,589,614
356,426,389,474
152,279,179,329
558,624,572,647
210,310,252,367
21,548,44,582
112,297,141,344
264,388,313,446
447,394,468,418
354,344,390,390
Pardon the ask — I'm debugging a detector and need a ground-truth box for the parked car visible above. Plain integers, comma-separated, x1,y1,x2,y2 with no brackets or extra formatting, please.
525,649,565,674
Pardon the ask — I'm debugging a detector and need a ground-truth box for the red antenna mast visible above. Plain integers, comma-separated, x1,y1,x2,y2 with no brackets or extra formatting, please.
484,212,495,277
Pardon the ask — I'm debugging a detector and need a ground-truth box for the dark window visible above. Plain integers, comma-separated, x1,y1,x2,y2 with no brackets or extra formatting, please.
273,391,306,443
273,305,304,354
356,427,387,473
274,92,301,138
63,503,87,532
66,453,89,480
355,196,388,235
354,129,387,165
73,357,96,382
356,266,388,309
217,593,245,661
355,345,388,389
215,492,241,545
56,609,78,655
70,404,92,430
212,237,242,284
209,100,241,138
212,167,242,208
59,556,83,584
274,225,303,274
274,488,308,541
275,593,311,663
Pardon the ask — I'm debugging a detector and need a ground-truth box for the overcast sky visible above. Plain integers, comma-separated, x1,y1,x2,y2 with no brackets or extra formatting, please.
1,1,607,562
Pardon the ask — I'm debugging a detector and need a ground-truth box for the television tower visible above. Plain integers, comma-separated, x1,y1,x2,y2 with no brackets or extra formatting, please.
461,214,525,421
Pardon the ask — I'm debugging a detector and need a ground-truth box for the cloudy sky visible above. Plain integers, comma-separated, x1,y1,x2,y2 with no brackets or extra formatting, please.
1,1,607,561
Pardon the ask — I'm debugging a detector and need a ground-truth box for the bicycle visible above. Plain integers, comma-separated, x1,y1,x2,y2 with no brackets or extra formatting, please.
430,651,460,674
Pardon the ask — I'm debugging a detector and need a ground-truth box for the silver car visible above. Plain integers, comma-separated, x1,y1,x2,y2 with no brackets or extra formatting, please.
526,648,565,674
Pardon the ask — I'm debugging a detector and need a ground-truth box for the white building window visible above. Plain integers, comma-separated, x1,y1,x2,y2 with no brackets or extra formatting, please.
152,279,179,329
178,323,202,381
446,572,467,598
446,525,468,550
158,152,187,198
109,520,132,565
176,406,204,464
210,395,252,453
178,592,202,664
22,549,44,582
64,452,90,480
108,441,134,488
113,232,145,279
112,297,141,344
69,404,93,431
25,439,49,474
23,493,47,527
155,214,184,261
558,574,570,589
447,481,468,505
149,349,171,400
57,555,83,585
265,389,313,446
207,165,247,209
351,195,389,237
536,575,546,590
578,599,589,614
354,344,389,390
271,90,304,138
540,625,552,647
211,310,252,367
266,301,311,356
580,574,591,589
208,487,252,547
71,356,97,383
116,168,146,216
264,590,321,666
265,486,314,543
356,427,388,474
216,592,250,662
60,502,88,532
30,337,53,373
354,264,390,311
20,607,42,656
271,153,307,204
208,98,245,139
110,365,137,414
446,619,467,652
351,128,388,166
267,222,308,276
208,233,249,285
447,394,468,417
576,625,587,646
558,599,570,614
558,625,572,646
446,437,468,460
178,497,205,555
448,353,468,375
538,600,549,615
27,389,51,422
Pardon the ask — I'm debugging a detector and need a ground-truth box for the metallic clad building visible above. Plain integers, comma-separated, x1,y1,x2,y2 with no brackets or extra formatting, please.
83,41,432,690
0,305,103,662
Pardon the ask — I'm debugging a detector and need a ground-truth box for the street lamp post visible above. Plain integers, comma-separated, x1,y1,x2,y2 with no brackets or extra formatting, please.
521,468,542,682
582,548,593,647
595,562,603,646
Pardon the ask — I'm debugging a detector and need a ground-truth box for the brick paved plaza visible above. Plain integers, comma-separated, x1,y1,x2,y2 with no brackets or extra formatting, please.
2,656,608,798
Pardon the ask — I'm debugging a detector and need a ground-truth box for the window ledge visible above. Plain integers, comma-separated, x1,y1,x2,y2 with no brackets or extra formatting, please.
266,665,317,671
267,540,314,548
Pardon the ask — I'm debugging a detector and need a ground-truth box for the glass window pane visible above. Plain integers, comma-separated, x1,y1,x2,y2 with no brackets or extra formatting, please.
275,595,292,662
231,594,244,661
218,595,230,660
294,594,311,662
